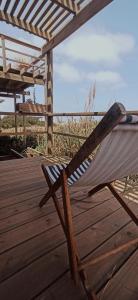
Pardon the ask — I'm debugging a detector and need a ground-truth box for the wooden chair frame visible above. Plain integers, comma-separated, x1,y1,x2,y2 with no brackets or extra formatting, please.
39,103,138,299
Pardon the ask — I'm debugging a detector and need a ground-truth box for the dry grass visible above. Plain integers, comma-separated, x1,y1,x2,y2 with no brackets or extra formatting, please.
52,117,98,158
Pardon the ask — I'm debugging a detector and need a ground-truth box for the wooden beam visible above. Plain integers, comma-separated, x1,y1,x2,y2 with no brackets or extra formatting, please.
1,36,6,72
42,0,113,54
0,33,41,51
22,94,26,143
0,109,138,117
79,238,138,271
14,94,17,137
0,45,44,61
47,51,53,155
5,63,11,74
0,71,44,85
33,69,40,78
0,131,47,136
20,66,29,76
51,0,79,14
53,131,86,140
0,108,138,116
0,10,49,40
0,93,20,99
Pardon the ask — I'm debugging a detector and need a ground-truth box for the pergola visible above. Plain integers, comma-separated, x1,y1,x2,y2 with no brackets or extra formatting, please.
0,0,113,153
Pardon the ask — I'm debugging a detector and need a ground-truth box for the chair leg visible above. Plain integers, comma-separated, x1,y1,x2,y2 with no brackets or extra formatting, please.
88,183,106,197
40,166,67,234
107,183,138,226
61,170,79,284
61,170,99,300
41,167,99,298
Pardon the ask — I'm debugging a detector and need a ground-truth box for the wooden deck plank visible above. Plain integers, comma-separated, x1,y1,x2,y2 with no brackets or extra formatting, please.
0,177,46,200
0,158,137,300
35,222,137,300
98,250,138,300
0,207,136,300
0,189,109,221
0,182,46,208
0,196,117,254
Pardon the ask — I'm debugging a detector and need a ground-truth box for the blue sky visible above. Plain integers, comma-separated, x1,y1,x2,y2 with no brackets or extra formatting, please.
0,0,138,113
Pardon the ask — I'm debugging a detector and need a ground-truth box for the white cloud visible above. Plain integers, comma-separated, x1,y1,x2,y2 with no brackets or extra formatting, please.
54,62,82,82
56,31,135,66
54,61,124,87
87,71,124,85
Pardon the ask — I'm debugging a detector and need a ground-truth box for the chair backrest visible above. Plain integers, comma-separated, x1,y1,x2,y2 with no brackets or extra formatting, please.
74,123,138,187
47,102,126,194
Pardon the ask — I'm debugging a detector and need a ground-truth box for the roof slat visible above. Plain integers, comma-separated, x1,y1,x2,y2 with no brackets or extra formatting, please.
40,6,60,31
35,2,54,28
29,0,47,24
23,0,38,22
10,0,20,16
3,0,11,13
51,0,79,14
43,8,65,32
17,0,30,19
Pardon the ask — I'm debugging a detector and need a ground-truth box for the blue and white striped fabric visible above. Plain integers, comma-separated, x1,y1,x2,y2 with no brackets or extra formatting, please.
121,115,138,124
44,158,92,186
43,115,138,188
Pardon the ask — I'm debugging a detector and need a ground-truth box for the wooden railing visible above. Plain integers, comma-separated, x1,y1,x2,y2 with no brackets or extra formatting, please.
0,110,138,142
0,34,45,78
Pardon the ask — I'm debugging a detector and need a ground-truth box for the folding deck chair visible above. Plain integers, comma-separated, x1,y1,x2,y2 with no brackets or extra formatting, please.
39,103,138,300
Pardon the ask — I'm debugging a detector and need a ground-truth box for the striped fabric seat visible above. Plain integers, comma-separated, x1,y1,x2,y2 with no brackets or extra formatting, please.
121,114,138,124
74,123,138,188
45,158,92,186
44,114,138,188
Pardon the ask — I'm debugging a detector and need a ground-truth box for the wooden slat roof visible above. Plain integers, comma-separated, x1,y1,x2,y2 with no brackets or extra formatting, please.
0,0,113,53
0,0,81,39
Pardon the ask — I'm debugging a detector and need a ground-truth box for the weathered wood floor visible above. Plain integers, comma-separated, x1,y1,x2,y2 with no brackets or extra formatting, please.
0,158,137,300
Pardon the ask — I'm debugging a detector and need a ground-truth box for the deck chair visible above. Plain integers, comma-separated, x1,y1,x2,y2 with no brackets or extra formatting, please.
39,103,138,300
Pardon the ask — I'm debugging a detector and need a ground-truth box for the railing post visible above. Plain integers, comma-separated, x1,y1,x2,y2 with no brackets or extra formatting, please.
1,36,6,73
22,94,26,144
14,93,17,137
46,50,53,155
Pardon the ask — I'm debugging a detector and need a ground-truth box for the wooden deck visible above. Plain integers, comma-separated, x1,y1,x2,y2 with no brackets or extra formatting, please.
0,157,138,300
0,66,44,93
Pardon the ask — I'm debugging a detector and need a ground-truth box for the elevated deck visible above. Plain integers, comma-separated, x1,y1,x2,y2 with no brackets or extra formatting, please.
0,158,137,300
0,34,45,93
0,66,44,93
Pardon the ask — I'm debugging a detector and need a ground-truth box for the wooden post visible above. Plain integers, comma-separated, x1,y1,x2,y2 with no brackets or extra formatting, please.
22,94,26,144
14,94,17,137
44,55,47,133
47,50,53,155
1,36,6,72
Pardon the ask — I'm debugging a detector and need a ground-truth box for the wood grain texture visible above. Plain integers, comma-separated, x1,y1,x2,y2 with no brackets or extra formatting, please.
0,158,137,299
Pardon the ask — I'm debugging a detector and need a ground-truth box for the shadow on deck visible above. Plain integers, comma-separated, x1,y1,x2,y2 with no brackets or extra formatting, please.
0,157,137,300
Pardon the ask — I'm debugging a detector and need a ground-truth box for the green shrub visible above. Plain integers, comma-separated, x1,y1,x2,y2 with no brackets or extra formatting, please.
0,135,38,155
